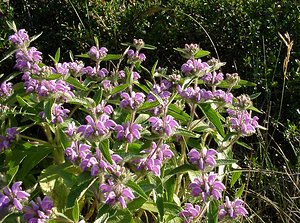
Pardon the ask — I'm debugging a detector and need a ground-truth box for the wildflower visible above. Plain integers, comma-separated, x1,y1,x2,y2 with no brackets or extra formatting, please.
189,173,225,202
188,148,218,170
77,114,116,138
15,47,42,73
218,196,248,220
23,196,54,223
51,104,70,124
228,109,259,135
65,122,77,137
136,142,174,176
179,203,201,223
115,122,142,143
88,46,108,61
9,29,30,46
213,90,233,104
0,127,18,152
202,71,224,85
95,101,114,115
120,91,145,110
181,59,209,76
127,49,146,63
0,81,13,97
0,181,30,211
148,115,179,136
100,179,135,209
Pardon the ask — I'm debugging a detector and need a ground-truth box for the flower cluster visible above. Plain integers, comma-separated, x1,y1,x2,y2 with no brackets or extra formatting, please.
179,203,201,223
189,173,226,202
218,196,248,220
0,81,13,97
181,59,209,76
135,142,174,176
120,91,145,110
114,122,142,143
0,181,30,211
77,115,116,138
148,115,179,137
177,85,213,103
188,148,218,170
100,179,135,209
202,71,224,85
23,196,54,223
88,46,108,61
127,49,146,63
0,127,18,152
50,104,70,124
228,109,259,135
8,29,29,46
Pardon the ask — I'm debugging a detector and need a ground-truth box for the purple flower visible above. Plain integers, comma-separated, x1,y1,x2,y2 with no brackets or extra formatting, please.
177,85,214,103
136,142,174,176
95,101,114,115
102,80,113,91
15,47,42,73
9,29,30,46
202,71,224,85
23,196,54,223
213,90,233,104
181,59,209,76
218,196,248,220
0,181,30,211
115,122,142,143
228,109,259,135
100,180,135,209
0,127,18,152
51,104,70,124
65,122,77,137
188,148,218,170
120,91,145,110
189,173,225,202
77,114,116,138
179,203,201,223
0,81,13,97
88,46,108,61
127,49,146,63
149,115,179,136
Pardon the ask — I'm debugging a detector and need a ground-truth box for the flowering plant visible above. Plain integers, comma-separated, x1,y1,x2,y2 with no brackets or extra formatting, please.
0,22,262,222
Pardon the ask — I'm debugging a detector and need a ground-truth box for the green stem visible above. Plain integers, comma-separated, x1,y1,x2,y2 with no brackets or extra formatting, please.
19,134,48,144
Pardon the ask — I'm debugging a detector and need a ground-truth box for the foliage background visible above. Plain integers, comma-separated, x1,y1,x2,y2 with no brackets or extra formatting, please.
0,0,300,222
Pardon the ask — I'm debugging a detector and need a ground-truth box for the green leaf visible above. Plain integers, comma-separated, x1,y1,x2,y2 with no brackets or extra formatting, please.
143,44,157,50
168,104,190,122
194,50,210,58
17,146,52,179
208,200,218,223
75,53,90,58
100,139,112,164
165,176,175,202
94,213,109,223
126,180,148,199
134,82,150,94
72,199,80,222
102,54,122,61
111,84,129,95
138,101,159,111
249,105,263,113
0,48,17,64
66,76,87,91
93,88,103,105
230,170,242,187
151,60,159,78
199,103,225,137
30,31,43,43
16,95,32,108
166,164,197,176
175,128,200,138
156,196,164,221
238,79,256,87
135,114,150,124
236,183,245,198
55,47,61,62
67,172,97,208
216,159,238,166
250,92,261,100
236,141,252,150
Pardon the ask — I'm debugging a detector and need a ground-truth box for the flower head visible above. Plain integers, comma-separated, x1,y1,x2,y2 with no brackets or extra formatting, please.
218,196,248,220
0,181,30,211
179,203,201,223
188,148,218,170
23,196,54,223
